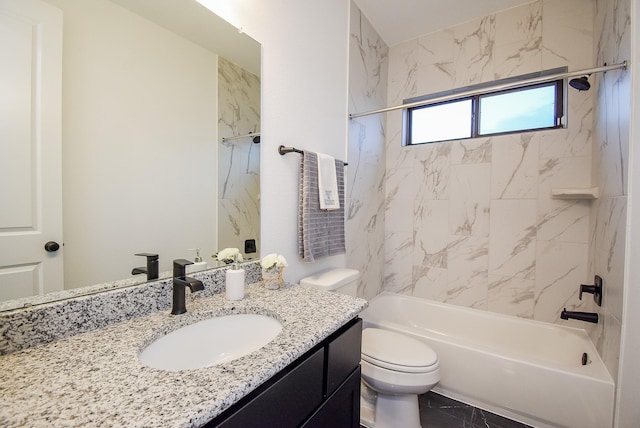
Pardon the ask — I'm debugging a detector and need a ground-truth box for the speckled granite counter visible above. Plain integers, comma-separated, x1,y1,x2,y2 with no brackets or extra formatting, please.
0,283,367,427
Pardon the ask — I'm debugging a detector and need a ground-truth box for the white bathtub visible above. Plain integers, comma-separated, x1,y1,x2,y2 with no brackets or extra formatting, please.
360,292,614,428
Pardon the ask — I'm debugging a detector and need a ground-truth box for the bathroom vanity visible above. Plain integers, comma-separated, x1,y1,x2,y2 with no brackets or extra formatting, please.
0,276,367,427
209,317,362,427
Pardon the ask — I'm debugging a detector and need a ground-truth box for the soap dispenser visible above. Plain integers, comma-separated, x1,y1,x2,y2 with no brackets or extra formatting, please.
225,253,245,301
186,248,208,273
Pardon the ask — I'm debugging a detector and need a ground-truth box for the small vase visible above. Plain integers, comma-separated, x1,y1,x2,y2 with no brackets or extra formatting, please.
262,266,284,290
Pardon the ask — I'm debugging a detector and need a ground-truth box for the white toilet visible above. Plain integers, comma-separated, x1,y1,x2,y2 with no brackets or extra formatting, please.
300,268,440,428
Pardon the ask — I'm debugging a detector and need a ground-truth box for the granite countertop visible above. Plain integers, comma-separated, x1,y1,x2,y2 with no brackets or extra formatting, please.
0,283,367,427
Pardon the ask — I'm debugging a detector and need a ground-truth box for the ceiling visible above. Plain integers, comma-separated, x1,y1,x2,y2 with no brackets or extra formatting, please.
353,0,536,46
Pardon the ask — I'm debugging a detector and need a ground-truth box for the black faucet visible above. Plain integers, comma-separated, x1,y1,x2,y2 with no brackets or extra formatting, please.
561,308,598,324
131,253,159,280
172,259,205,315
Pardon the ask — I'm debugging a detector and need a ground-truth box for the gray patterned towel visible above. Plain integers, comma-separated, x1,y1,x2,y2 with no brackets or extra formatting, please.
298,151,346,262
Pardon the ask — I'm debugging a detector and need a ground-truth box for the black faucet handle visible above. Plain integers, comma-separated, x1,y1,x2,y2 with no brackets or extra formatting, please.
579,275,603,306
173,259,194,278
579,284,595,300
135,253,158,260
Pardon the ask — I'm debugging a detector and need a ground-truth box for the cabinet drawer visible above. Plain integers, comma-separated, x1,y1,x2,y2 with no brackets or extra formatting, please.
213,348,324,428
326,318,362,396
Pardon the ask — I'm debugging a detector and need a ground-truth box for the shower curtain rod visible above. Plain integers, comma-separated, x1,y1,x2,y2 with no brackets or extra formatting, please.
221,132,261,142
349,61,628,120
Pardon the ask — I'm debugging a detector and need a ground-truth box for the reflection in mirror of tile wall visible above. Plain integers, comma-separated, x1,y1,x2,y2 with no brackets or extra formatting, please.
217,57,261,258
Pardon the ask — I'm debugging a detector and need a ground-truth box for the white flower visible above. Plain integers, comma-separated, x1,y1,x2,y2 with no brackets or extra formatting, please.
276,255,288,267
216,248,243,264
261,253,287,270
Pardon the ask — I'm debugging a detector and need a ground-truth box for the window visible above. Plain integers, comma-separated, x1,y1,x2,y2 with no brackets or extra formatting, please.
410,99,473,143
405,77,565,146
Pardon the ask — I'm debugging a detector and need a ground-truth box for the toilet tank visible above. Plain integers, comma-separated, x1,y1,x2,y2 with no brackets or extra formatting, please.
300,268,360,297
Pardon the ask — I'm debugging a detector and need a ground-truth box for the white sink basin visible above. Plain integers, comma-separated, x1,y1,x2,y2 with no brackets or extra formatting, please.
139,314,282,371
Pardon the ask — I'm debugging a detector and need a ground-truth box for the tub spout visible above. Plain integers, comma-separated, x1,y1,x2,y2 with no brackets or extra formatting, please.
560,308,598,324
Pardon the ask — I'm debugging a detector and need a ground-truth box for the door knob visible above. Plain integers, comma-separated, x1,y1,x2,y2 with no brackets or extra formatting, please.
44,241,60,252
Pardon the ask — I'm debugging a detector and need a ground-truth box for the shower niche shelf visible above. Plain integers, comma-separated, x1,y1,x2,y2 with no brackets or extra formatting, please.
551,187,599,200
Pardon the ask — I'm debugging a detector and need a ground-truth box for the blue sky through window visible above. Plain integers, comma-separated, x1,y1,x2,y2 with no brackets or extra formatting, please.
479,85,556,135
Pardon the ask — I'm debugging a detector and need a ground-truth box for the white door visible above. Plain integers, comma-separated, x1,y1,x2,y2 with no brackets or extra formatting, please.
0,0,63,300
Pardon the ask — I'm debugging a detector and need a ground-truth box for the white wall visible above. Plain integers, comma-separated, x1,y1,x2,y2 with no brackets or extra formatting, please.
46,0,218,287
203,0,351,282
616,0,639,424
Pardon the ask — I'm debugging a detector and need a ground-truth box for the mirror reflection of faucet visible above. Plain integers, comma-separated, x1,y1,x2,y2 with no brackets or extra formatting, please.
131,253,159,280
172,259,205,315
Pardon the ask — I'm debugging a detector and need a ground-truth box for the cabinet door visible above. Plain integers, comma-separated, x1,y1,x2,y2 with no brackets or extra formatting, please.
326,318,362,396
303,367,361,428
212,348,324,428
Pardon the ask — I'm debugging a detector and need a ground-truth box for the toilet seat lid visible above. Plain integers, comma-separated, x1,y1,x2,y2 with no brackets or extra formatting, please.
362,328,438,372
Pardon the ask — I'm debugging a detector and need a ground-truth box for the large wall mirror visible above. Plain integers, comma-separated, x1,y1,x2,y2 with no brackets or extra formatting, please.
0,0,261,310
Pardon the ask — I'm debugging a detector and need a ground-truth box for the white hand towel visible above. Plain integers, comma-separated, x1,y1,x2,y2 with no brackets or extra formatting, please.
317,153,340,210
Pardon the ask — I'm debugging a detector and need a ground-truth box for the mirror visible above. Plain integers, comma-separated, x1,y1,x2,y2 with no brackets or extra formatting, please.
0,0,261,310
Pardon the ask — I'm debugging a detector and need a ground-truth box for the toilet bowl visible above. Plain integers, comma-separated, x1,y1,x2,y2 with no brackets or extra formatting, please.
360,328,440,428
300,269,441,428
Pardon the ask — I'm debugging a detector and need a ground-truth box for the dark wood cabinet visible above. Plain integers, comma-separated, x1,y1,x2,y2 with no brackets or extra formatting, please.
207,317,362,428
326,317,362,396
302,367,361,428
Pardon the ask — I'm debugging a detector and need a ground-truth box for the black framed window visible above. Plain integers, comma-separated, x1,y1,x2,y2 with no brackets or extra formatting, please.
405,79,565,146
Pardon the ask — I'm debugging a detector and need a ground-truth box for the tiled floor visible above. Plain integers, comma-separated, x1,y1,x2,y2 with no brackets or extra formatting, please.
419,392,532,428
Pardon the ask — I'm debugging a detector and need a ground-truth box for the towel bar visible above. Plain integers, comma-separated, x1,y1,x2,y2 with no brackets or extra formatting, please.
278,145,348,166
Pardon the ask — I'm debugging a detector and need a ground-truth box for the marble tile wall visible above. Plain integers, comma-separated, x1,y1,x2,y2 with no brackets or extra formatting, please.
589,0,631,384
383,0,598,324
217,57,261,258
347,2,389,300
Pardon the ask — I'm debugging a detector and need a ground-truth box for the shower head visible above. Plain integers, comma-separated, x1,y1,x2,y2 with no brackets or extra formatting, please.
569,75,591,91
252,136,261,144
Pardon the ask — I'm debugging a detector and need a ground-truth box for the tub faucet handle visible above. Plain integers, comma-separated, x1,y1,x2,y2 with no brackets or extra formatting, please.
579,275,603,306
